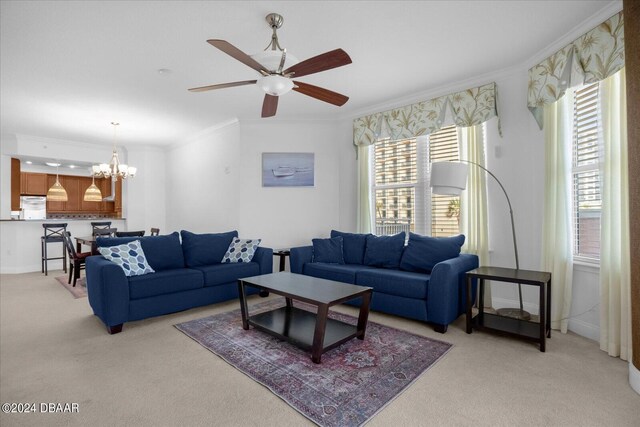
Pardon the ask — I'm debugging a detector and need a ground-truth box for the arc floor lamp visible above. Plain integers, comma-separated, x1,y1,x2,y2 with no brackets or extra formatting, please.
430,160,531,320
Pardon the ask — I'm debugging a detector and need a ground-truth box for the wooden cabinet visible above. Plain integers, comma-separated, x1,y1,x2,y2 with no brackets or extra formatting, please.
20,172,48,195
42,173,122,216
11,158,20,211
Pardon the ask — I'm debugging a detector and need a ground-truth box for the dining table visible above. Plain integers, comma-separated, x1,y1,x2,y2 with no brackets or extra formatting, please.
75,235,99,255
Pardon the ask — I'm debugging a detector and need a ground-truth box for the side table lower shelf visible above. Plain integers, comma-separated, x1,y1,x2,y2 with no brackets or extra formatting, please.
471,312,549,342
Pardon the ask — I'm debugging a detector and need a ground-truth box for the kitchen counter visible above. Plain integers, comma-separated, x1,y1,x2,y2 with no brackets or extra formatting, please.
1,218,127,273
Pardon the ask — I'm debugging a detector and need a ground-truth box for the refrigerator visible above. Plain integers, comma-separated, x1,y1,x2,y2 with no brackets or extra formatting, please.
20,196,47,220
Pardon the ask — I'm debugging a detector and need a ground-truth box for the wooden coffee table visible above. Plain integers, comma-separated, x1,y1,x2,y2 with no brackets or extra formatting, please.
237,272,373,364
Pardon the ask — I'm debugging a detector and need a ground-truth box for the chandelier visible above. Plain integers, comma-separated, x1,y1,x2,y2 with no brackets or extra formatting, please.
91,122,137,180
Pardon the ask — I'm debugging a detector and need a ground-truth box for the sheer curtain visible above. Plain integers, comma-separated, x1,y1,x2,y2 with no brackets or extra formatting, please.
458,124,490,306
356,145,372,233
542,92,574,333
599,68,631,360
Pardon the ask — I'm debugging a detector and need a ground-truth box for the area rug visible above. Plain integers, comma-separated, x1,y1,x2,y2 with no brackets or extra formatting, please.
175,299,452,427
55,276,87,299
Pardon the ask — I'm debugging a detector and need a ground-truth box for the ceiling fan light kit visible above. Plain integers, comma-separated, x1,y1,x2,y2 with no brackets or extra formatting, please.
189,12,352,118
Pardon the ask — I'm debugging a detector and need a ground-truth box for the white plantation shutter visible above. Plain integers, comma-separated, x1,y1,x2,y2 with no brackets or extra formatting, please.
428,125,461,237
572,82,601,260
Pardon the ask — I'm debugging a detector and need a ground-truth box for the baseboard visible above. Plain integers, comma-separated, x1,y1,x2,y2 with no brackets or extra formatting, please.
567,318,599,342
630,362,640,396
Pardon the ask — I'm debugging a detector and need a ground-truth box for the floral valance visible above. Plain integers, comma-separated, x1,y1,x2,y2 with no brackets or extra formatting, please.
353,82,500,147
527,11,624,128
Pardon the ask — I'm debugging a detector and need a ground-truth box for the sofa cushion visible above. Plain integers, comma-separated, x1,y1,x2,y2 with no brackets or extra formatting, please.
194,262,260,287
356,269,430,300
363,232,406,269
312,237,345,264
128,268,204,300
96,232,185,271
222,238,261,263
330,230,369,264
181,230,238,267
303,263,375,284
400,233,465,273
97,240,154,277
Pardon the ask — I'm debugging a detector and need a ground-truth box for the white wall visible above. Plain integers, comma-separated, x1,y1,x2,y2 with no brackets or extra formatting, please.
164,122,242,234
237,119,343,250
125,146,166,234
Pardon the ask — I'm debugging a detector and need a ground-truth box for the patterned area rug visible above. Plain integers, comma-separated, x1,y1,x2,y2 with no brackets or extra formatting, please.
55,276,87,299
175,299,452,426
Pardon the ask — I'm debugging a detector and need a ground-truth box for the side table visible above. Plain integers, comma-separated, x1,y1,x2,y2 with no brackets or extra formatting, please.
259,249,291,297
466,267,551,352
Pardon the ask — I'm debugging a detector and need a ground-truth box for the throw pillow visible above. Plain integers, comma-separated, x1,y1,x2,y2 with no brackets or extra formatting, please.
180,230,238,267
97,231,184,271
363,232,406,268
399,233,465,273
98,240,155,277
222,238,261,263
312,236,345,264
330,230,370,264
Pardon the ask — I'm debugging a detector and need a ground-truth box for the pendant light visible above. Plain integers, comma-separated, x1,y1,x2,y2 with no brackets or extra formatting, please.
83,175,102,202
46,163,68,202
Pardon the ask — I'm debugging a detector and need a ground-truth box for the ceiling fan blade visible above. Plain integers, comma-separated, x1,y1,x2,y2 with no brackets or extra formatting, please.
262,94,279,118
188,80,257,92
207,39,267,73
292,81,349,106
284,48,352,78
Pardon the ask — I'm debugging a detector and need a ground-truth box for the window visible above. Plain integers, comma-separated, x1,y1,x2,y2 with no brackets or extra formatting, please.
572,82,601,261
371,125,460,237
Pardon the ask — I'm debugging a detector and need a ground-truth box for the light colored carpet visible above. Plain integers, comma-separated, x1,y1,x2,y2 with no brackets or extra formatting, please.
1,271,638,427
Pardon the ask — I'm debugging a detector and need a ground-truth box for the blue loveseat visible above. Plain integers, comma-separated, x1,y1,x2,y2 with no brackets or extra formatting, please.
290,230,478,333
86,230,272,334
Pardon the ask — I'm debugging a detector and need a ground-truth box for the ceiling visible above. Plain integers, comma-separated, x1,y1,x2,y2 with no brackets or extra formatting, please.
0,0,616,147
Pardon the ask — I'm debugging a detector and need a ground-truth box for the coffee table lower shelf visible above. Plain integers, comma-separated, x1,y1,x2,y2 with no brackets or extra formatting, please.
249,306,358,353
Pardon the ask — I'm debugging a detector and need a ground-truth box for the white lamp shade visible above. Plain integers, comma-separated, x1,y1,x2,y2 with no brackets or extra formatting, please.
257,75,294,96
251,51,299,72
430,162,468,196
127,166,137,176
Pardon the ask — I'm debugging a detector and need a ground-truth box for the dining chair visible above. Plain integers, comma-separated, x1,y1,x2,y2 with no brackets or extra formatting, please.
115,230,145,237
93,228,118,238
150,228,160,236
41,223,68,276
62,232,91,287
91,221,112,235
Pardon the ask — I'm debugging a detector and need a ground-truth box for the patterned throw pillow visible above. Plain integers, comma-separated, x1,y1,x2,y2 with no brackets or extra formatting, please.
98,240,155,277
222,238,261,263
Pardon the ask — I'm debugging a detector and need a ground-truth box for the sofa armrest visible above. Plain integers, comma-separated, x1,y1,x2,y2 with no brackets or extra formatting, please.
253,247,273,275
427,253,479,327
290,246,313,274
86,255,130,328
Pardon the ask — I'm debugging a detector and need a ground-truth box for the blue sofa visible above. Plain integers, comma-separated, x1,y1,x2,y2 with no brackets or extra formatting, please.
290,230,478,333
86,230,272,334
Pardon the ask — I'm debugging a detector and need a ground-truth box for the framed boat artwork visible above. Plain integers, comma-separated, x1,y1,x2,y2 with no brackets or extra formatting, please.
262,153,315,187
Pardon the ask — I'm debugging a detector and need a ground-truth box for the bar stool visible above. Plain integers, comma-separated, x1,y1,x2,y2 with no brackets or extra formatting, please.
150,228,160,236
41,223,68,276
91,221,112,234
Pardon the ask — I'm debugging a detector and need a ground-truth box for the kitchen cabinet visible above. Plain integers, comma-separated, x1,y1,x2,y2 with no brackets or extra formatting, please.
11,158,20,211
42,173,121,216
62,176,81,211
20,172,48,196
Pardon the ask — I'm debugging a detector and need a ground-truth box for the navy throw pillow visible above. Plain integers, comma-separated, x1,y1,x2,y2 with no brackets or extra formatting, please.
363,232,406,269
400,233,465,273
312,237,345,264
97,231,185,271
330,230,369,264
180,230,239,267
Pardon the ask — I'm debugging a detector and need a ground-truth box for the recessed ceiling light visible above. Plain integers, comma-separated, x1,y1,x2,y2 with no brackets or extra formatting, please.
45,162,61,167
25,161,33,164
69,165,76,169
157,68,171,75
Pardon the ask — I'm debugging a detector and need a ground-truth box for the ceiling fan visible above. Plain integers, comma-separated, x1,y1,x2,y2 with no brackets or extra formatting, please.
188,13,352,118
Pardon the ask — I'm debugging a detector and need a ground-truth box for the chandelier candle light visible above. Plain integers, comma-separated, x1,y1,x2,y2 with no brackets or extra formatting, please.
91,122,137,181
430,160,531,321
